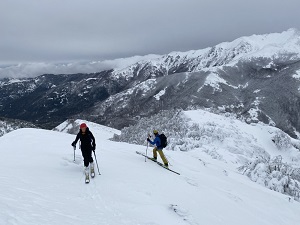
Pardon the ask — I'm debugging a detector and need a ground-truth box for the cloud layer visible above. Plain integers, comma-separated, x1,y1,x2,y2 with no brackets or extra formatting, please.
1,0,300,77
0,54,160,78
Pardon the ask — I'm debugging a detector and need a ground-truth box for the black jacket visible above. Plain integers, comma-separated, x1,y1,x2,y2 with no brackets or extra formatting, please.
73,127,96,150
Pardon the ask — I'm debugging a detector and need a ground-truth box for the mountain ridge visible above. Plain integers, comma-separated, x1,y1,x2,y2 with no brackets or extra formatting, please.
1,29,300,137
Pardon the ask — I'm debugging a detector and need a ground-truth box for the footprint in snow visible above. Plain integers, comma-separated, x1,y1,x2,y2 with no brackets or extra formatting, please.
61,156,82,166
223,170,228,176
198,158,208,167
169,204,199,225
184,177,198,187
226,192,243,203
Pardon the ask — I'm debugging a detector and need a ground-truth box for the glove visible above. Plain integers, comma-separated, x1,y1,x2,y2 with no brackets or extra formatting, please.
71,142,76,147
92,144,96,151
147,138,150,142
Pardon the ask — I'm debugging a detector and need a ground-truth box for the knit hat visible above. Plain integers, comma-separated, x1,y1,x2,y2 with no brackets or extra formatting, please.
153,129,158,134
80,123,87,129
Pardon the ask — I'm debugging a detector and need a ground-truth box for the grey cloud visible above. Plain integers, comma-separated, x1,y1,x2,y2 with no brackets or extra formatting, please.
1,0,300,77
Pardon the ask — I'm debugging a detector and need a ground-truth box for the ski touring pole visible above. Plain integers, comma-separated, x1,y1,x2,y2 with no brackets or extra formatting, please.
73,146,76,162
146,133,151,162
145,142,148,162
93,151,101,175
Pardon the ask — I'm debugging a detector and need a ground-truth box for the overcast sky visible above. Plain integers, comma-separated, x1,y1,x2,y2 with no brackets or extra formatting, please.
1,0,300,66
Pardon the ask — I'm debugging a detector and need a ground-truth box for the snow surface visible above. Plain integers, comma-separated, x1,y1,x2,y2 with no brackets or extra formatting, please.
1,111,300,224
202,73,230,92
153,88,166,100
293,70,300,80
54,119,120,140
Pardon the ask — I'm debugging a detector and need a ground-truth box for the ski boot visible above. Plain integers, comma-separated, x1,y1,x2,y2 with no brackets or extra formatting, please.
151,157,157,162
85,166,90,183
90,162,95,178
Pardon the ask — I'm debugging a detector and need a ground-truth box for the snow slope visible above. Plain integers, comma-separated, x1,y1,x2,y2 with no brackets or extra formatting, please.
54,119,121,140
1,126,300,225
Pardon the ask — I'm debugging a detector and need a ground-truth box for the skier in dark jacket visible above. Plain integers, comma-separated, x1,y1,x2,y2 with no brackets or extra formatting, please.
147,129,168,167
71,123,96,177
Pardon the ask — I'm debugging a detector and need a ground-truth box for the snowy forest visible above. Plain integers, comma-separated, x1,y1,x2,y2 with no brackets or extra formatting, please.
112,109,300,201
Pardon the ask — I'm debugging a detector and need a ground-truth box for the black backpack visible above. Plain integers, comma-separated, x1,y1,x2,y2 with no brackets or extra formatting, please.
159,133,168,148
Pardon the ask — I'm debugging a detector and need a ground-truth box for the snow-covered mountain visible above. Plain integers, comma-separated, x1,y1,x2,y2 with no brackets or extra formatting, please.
111,28,300,80
1,29,300,136
1,110,300,225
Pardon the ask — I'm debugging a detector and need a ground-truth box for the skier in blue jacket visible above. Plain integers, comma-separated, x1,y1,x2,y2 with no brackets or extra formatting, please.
147,129,168,167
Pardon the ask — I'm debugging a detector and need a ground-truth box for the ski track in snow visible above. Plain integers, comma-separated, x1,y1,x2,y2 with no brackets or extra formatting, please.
1,110,300,224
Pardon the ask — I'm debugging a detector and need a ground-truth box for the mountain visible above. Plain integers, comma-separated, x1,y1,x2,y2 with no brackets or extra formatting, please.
1,110,300,224
0,117,37,137
1,29,300,136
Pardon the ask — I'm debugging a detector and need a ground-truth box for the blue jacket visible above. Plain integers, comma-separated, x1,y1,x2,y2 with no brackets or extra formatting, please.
148,134,163,150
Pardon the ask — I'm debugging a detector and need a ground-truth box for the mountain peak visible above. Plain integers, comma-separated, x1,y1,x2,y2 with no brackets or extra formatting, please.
233,28,300,51
111,28,300,80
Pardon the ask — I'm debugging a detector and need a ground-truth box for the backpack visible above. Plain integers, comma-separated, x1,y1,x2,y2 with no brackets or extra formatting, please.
159,133,168,148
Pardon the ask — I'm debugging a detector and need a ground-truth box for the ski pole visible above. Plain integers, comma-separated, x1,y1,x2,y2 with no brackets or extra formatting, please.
93,151,101,175
145,142,148,162
146,133,151,162
73,146,76,162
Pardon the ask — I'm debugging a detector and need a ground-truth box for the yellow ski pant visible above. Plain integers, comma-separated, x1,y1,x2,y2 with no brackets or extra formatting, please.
153,147,168,164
